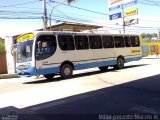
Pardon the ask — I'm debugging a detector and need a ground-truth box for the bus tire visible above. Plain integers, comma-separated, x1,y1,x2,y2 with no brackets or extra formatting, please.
44,73,55,79
99,66,108,71
114,57,124,69
60,64,73,79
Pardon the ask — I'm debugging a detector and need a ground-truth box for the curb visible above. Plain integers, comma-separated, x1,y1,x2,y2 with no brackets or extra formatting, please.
0,74,18,79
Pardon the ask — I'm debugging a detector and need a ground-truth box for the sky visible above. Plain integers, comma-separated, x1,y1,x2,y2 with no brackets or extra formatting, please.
0,0,160,38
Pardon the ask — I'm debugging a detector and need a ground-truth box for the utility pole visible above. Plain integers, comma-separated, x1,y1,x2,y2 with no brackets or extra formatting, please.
43,0,48,30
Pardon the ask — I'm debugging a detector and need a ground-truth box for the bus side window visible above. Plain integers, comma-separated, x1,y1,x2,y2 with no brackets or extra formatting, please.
74,35,89,50
58,35,75,51
124,36,131,47
89,35,102,49
131,36,140,47
114,36,125,48
102,36,114,48
35,35,57,60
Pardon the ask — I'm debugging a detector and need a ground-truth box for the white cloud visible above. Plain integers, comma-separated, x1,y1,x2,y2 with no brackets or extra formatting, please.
0,22,41,38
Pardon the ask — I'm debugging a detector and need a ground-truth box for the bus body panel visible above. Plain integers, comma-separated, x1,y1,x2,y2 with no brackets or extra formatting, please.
114,47,141,60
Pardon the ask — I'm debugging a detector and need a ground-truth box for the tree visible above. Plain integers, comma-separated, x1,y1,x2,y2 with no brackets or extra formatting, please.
0,38,6,54
152,33,158,38
141,33,146,39
141,33,159,42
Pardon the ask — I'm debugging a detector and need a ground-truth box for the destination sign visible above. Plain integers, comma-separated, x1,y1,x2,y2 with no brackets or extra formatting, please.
17,33,35,43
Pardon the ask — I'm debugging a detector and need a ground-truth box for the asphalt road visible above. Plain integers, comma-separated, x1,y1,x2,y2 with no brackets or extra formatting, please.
0,55,160,120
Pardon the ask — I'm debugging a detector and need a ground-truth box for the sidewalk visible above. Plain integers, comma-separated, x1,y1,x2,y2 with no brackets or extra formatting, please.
0,73,17,79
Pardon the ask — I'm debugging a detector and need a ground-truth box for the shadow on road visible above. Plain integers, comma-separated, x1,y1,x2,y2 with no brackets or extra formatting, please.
23,64,148,84
24,74,160,120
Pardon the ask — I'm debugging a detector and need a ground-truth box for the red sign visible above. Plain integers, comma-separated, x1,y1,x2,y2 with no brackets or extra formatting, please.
110,0,122,5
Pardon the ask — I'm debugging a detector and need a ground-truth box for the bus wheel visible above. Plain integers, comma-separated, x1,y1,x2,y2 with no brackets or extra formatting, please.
114,57,124,69
99,66,108,71
44,74,55,79
60,64,73,79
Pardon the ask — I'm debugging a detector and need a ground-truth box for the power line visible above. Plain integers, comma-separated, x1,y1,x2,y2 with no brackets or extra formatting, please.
1,9,160,26
0,17,41,19
50,13,160,28
138,0,160,7
47,10,159,28
49,0,109,16
0,10,42,15
0,0,159,34
139,0,160,4
6,6,43,10
0,1,40,8
50,16,160,30
0,15,159,33
48,0,160,33
1,9,160,31
4,15,160,32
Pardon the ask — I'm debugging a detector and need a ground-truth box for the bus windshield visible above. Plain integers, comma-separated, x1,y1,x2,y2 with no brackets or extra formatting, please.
17,40,33,63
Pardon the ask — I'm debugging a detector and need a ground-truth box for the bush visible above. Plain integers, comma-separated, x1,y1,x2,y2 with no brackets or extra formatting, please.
0,39,6,54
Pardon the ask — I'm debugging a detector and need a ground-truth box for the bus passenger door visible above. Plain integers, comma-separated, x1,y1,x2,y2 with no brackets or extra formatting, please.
35,35,57,74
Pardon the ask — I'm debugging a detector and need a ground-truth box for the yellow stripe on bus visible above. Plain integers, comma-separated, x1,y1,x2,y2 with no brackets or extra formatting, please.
131,50,141,53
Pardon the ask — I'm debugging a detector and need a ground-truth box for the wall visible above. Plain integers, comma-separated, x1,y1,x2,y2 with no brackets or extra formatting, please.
140,36,160,56
4,36,16,73
0,53,7,74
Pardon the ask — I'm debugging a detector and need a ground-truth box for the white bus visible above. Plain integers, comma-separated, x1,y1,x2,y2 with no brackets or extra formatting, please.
16,31,142,79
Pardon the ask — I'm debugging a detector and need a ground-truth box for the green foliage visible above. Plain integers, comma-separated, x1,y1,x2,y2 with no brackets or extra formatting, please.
141,33,160,42
141,33,157,39
0,38,6,54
